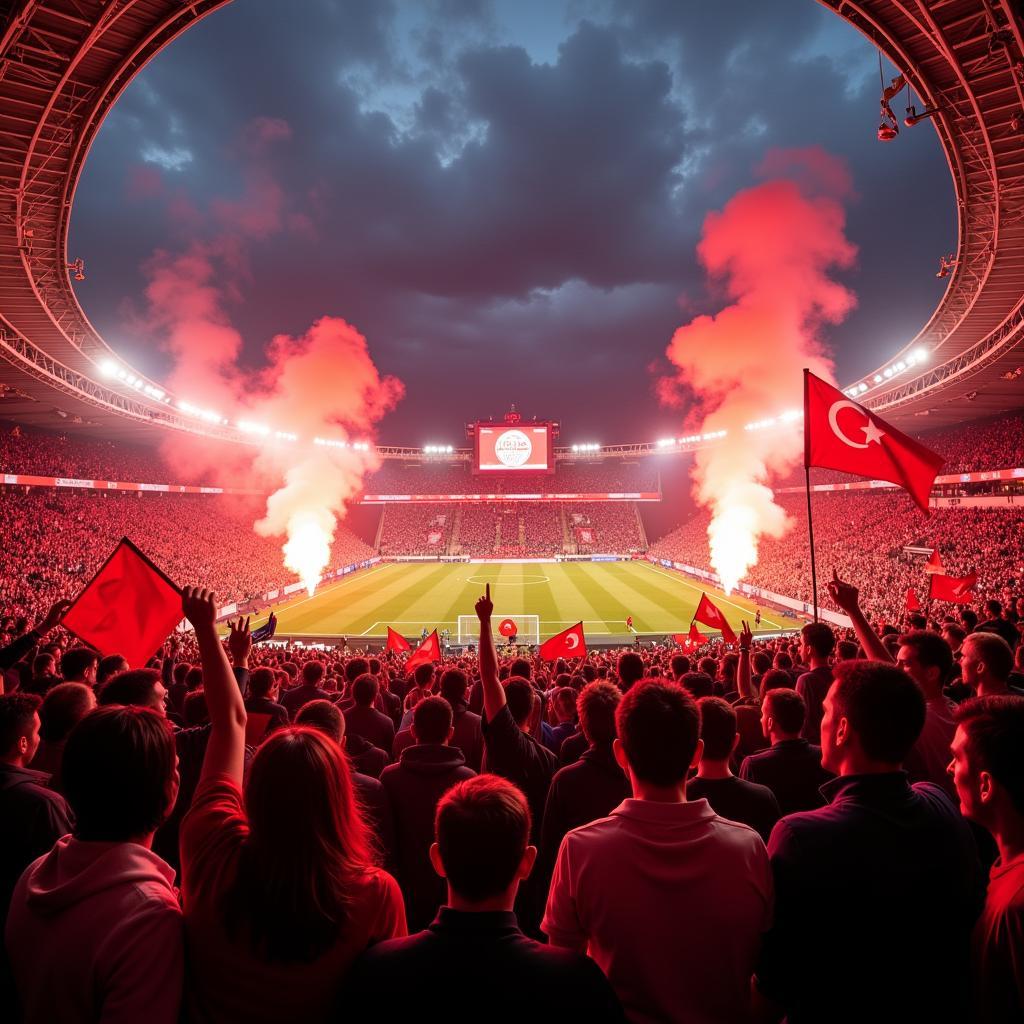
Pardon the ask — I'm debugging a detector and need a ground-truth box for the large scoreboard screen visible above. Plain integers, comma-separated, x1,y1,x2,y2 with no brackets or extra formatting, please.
475,423,553,473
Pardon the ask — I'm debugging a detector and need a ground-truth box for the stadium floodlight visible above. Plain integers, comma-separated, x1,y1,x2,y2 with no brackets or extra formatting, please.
100,360,118,377
874,374,883,383
913,347,928,363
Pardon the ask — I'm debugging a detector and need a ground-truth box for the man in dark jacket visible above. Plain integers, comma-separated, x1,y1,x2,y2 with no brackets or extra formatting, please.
280,660,332,717
440,668,483,771
381,696,476,930
242,666,289,743
344,674,395,754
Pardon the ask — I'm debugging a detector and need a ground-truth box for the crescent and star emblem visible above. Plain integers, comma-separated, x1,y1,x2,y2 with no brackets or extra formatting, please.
828,400,886,449
564,633,579,649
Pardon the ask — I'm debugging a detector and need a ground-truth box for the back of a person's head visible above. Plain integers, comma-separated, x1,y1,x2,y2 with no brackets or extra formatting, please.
985,599,1002,618
249,667,276,699
554,686,576,718
801,622,836,659
98,668,160,708
39,682,95,743
578,681,620,747
435,775,530,903
680,671,714,699
697,697,736,761
368,657,381,675
295,699,344,742
955,695,1024,816
31,653,54,678
836,640,859,661
697,656,717,677
617,651,644,689
774,651,793,671
0,693,41,758
961,608,978,631
943,622,966,646
831,661,925,764
172,662,191,685
898,630,954,681
232,726,373,961
185,666,203,691
965,631,1013,681
97,654,128,686
413,695,453,745
504,677,534,726
413,662,435,689
719,653,738,682
509,657,532,681
183,688,209,727
345,657,369,684
758,668,794,699
670,654,690,678
751,651,772,674
281,661,298,681
351,673,378,707
301,660,326,687
63,706,176,841
60,646,98,681
907,613,927,631
616,680,699,786
582,664,596,682
764,687,806,735
440,668,469,704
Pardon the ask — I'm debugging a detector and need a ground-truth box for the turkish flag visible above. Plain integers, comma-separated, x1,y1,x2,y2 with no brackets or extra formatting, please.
689,621,704,646
61,538,182,669
905,588,921,612
929,572,978,604
804,370,943,513
539,622,586,661
406,629,441,669
386,626,411,653
693,594,737,643
924,549,944,574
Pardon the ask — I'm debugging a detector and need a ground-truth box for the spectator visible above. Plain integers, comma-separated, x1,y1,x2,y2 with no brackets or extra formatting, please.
178,589,406,1023
978,600,1019,650
545,687,579,754
29,682,95,784
688,697,780,843
739,688,832,815
342,775,624,1020
98,668,168,715
0,693,73,924
5,706,182,1024
243,666,290,744
96,654,128,687
544,680,772,1022
380,696,475,930
344,674,396,754
962,632,1022,697
440,668,483,771
616,651,644,692
755,661,984,1022
58,647,99,688
680,671,714,699
796,622,835,742
280,660,331,717
25,654,60,697
949,696,1024,1022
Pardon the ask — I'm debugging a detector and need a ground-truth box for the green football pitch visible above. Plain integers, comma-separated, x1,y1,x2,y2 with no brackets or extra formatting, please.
243,561,805,642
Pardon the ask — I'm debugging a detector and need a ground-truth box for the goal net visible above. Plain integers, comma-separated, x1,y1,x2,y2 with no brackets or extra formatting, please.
457,614,541,647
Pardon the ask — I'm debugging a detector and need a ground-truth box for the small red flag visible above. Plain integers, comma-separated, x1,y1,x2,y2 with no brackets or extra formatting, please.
693,594,737,643
804,370,943,513
924,549,944,574
406,629,440,669
386,626,411,653
539,622,586,661
61,538,182,669
905,588,921,612
688,621,704,646
929,572,978,604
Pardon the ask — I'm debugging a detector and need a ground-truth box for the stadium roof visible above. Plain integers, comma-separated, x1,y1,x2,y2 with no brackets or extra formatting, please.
0,0,1021,447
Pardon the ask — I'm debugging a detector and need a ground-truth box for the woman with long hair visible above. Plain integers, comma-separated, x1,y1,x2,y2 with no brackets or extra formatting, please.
179,590,406,1023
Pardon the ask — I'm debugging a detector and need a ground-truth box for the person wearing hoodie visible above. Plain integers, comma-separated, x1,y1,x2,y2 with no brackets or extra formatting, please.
380,696,476,930
5,705,183,1024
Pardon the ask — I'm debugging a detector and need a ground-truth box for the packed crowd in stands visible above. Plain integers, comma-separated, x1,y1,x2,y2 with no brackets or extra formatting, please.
651,492,1023,623
1,564,1022,1022
568,503,646,555
377,505,452,557
0,490,373,623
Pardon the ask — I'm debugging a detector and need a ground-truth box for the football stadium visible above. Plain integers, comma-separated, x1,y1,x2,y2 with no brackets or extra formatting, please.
1,1,1023,1022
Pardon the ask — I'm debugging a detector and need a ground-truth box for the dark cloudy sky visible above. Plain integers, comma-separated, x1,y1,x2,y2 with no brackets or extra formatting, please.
71,0,954,446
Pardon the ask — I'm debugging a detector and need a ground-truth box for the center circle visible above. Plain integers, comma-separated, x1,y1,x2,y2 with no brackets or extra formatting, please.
465,574,550,586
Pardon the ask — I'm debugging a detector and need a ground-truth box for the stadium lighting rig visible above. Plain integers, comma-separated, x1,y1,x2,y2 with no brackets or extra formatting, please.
844,347,929,398
571,443,601,453
423,444,454,454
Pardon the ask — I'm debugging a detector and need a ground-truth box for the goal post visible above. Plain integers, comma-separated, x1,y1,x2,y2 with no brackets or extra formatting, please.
457,613,540,647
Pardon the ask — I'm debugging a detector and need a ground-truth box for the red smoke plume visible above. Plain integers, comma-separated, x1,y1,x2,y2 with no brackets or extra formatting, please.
660,147,856,592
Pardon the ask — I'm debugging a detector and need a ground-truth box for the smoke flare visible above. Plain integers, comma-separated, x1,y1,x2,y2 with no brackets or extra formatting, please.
660,147,857,592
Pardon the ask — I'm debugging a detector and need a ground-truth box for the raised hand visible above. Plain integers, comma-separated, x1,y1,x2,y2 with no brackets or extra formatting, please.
182,586,218,632
739,620,752,651
475,582,493,623
36,598,72,635
827,570,861,614
227,616,252,667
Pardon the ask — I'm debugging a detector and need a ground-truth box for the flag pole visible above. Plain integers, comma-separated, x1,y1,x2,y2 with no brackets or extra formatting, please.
803,369,819,623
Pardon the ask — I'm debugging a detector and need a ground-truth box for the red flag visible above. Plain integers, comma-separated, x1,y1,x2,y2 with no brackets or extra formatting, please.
693,594,737,643
905,588,921,612
386,626,411,653
539,622,586,661
61,538,182,669
804,370,943,513
688,621,704,646
924,549,944,574
929,572,978,604
406,629,440,669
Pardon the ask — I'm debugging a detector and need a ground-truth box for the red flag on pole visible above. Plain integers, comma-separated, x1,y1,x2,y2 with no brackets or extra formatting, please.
804,371,943,513
905,588,921,612
61,538,182,669
539,622,586,661
386,626,411,653
693,594,737,643
688,621,704,646
924,549,944,574
406,629,440,669
929,572,978,604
